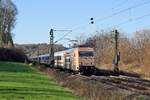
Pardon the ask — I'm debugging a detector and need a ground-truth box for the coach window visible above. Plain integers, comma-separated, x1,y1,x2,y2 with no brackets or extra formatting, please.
46,57,49,60
58,56,61,60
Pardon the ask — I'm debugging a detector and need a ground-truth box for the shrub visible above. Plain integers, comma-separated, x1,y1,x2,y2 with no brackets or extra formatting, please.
0,48,27,62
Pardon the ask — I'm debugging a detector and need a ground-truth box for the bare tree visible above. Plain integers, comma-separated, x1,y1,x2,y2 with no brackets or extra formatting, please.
76,33,87,45
0,0,17,48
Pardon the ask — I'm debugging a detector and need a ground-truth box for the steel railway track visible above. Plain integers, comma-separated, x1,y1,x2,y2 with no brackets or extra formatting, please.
90,75,150,96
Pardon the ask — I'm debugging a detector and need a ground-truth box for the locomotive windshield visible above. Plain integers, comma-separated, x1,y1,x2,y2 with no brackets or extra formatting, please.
79,51,94,57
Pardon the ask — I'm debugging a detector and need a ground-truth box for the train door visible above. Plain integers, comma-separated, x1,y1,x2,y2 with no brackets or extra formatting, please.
66,56,71,70
65,54,71,70
54,56,61,68
54,56,58,68
70,54,76,71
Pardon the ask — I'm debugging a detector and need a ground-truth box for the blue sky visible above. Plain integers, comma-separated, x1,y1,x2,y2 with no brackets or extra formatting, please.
12,0,150,45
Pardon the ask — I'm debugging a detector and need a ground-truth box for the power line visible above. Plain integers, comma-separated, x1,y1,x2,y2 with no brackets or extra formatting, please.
54,20,91,43
71,0,150,36
143,25,150,29
54,1,150,44
86,11,150,36
112,0,129,10
55,31,72,43
68,0,129,33
95,0,150,23
98,12,150,36
133,23,150,31
117,12,150,26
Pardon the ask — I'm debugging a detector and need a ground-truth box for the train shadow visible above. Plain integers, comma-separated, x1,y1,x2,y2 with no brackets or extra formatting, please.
94,68,141,78
119,70,141,78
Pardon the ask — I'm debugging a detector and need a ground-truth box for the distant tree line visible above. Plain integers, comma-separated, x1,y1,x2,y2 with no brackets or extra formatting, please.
15,43,66,57
0,0,17,48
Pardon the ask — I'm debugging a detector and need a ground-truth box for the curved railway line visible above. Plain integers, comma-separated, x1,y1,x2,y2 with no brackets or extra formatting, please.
91,75,150,96
38,64,150,99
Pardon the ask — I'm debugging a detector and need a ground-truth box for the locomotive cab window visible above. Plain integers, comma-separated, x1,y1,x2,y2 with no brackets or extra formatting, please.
79,51,94,57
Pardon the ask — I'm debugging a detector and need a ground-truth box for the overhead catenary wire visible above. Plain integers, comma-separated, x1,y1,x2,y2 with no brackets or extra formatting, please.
97,12,150,36
117,13,150,26
142,25,150,29
54,0,150,44
75,1,150,34
55,31,72,43
95,0,150,22
112,0,129,10
132,22,150,31
54,19,91,43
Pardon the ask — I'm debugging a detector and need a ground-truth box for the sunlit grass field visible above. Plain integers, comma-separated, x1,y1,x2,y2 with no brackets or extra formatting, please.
0,62,79,100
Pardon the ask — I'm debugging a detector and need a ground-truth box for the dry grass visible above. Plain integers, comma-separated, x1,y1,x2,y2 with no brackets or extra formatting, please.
97,63,150,80
93,29,150,80
37,66,138,100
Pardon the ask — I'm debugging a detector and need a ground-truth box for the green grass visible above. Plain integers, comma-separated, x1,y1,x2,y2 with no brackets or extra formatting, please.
0,62,79,100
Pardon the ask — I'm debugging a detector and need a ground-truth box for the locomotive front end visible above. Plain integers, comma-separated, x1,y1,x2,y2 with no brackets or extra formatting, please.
78,48,95,75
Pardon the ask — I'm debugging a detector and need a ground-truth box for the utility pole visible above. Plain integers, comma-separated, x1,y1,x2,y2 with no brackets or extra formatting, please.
49,29,54,67
49,29,72,67
37,44,40,64
113,29,120,75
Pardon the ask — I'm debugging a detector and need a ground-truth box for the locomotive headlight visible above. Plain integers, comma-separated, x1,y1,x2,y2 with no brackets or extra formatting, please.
79,62,83,65
91,62,94,65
